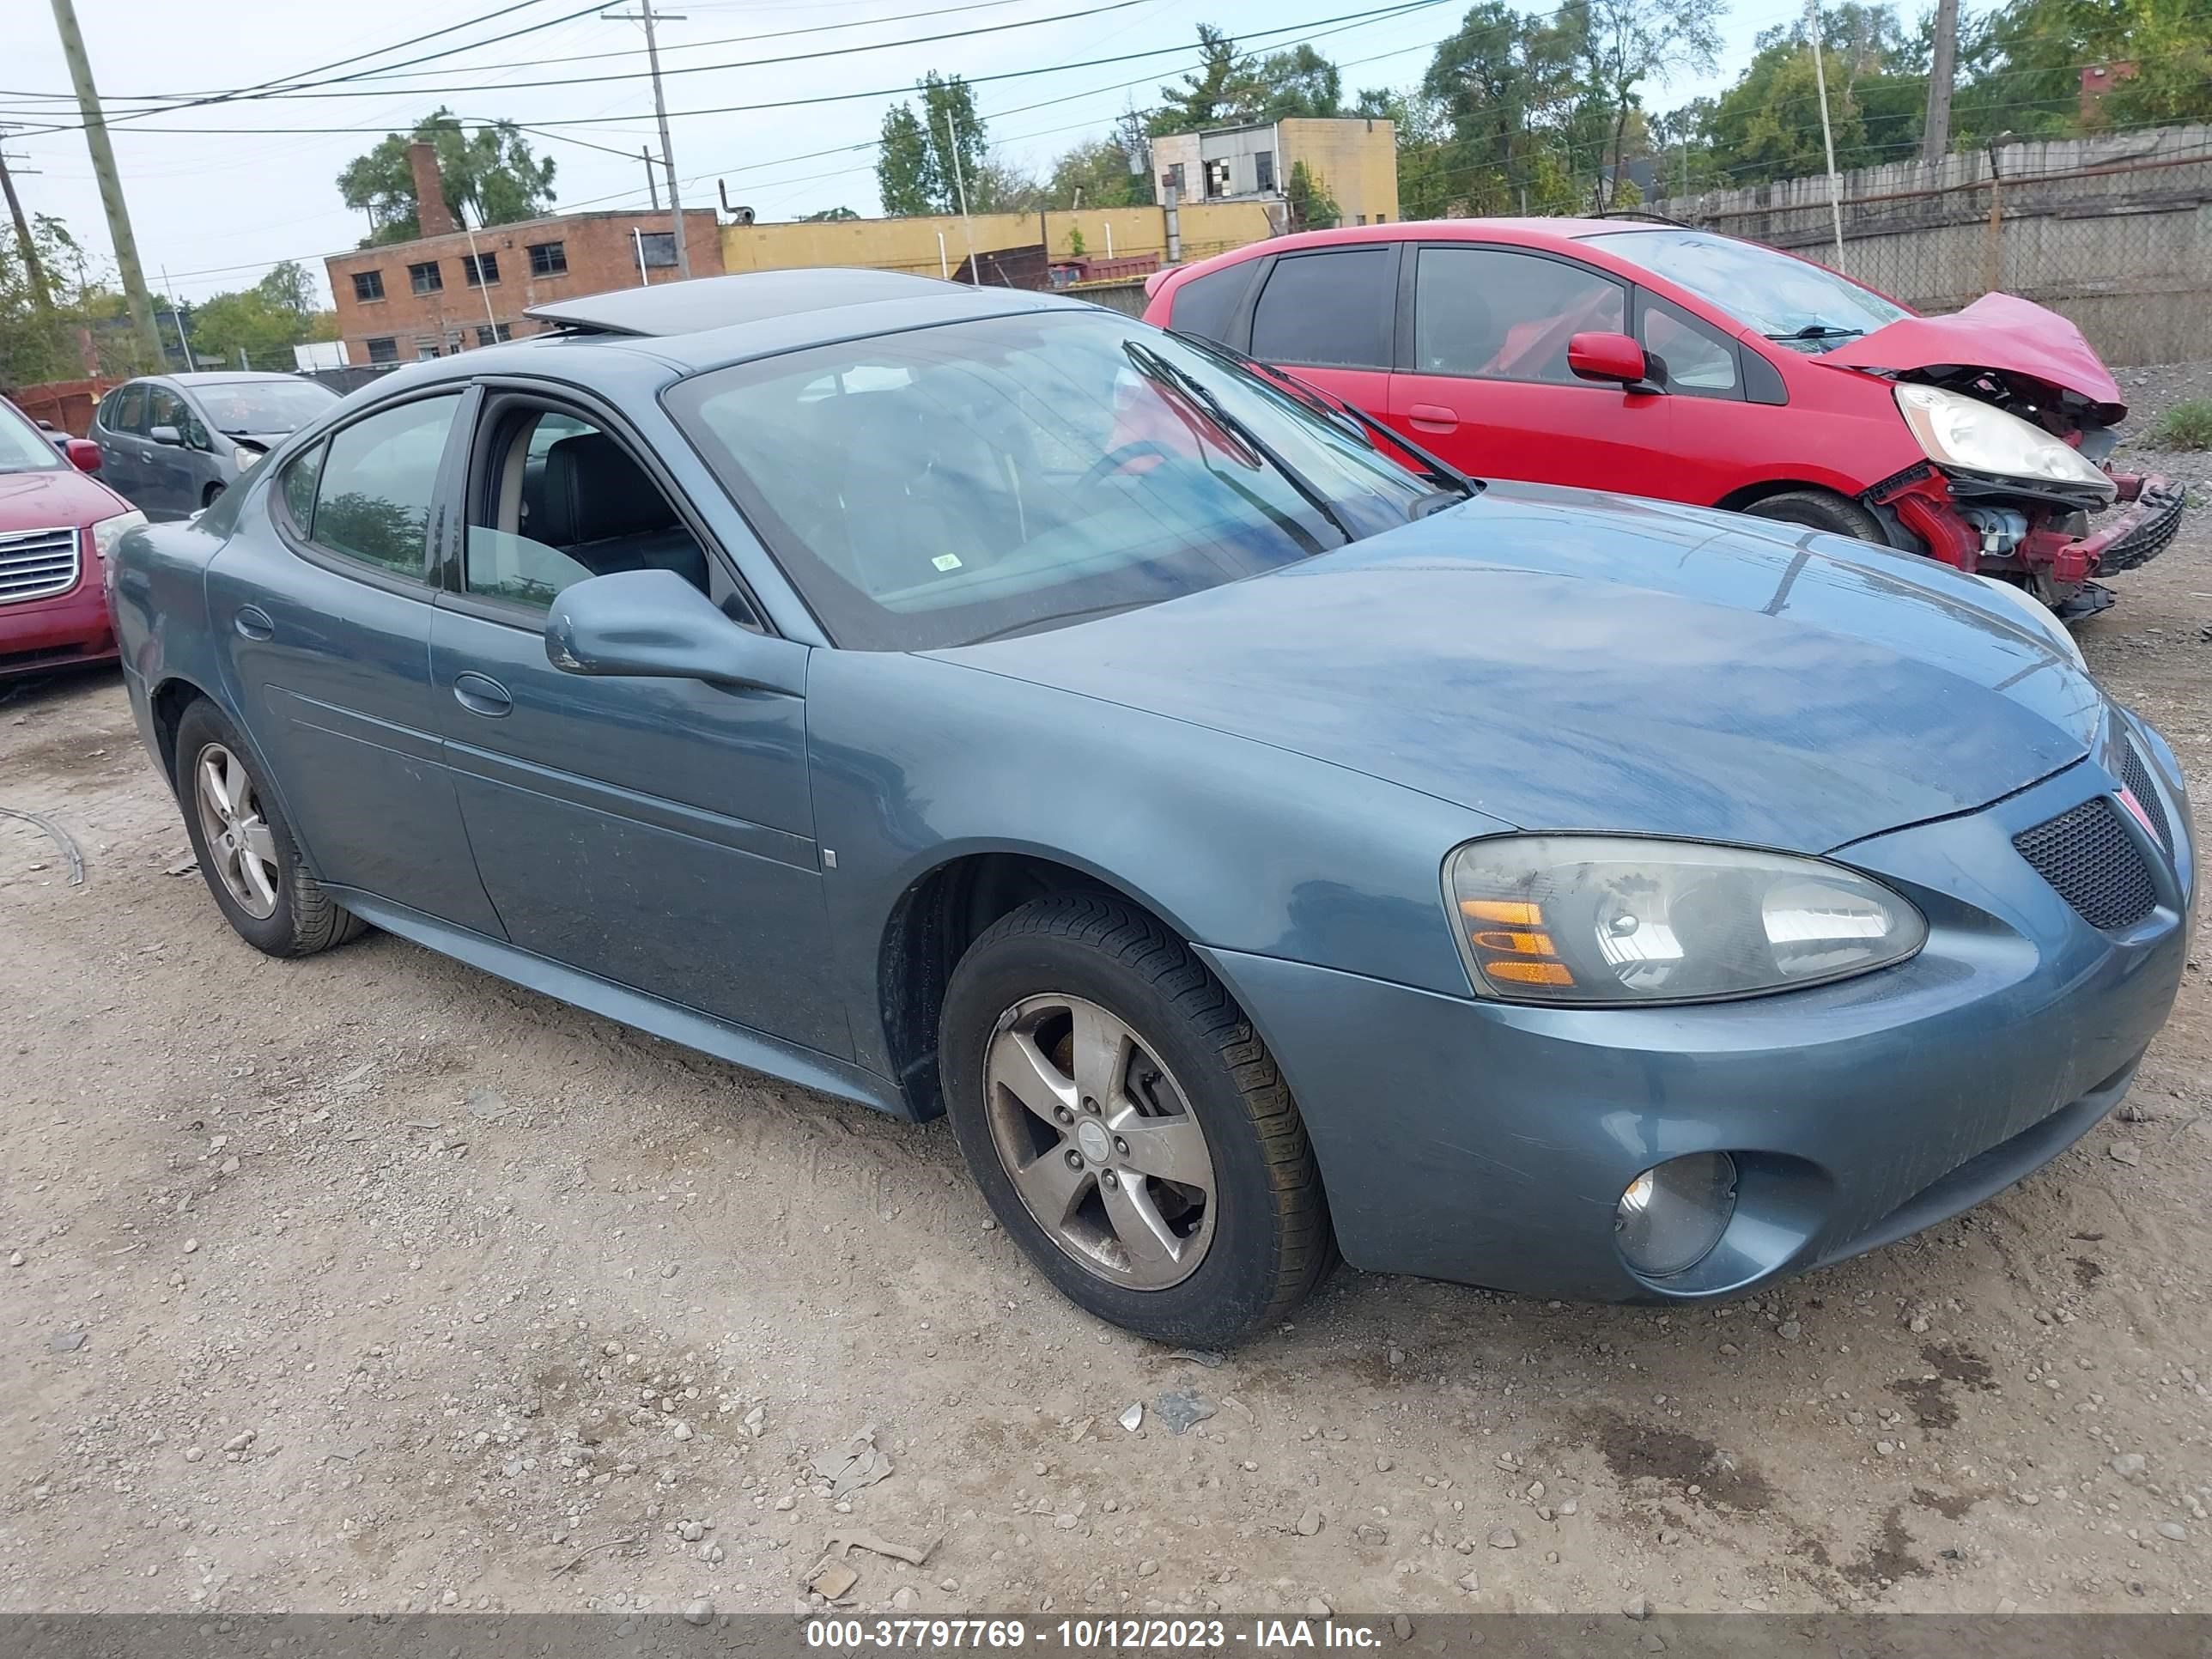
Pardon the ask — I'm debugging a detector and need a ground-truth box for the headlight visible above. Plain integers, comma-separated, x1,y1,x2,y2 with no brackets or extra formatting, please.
1974,574,2087,671
1445,836,1927,1005
88,509,147,562
1895,384,2115,501
232,445,263,471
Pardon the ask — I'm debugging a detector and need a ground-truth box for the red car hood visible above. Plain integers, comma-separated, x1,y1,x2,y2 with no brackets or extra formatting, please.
1814,292,2125,422
0,465,130,531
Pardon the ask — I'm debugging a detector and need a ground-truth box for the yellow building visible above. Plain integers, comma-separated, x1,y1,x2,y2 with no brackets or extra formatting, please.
720,201,1276,281
1150,117,1400,228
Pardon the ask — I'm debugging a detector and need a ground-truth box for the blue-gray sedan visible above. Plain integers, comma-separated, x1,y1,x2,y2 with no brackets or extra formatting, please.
107,270,2193,1346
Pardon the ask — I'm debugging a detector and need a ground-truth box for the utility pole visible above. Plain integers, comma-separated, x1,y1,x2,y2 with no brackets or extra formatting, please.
46,0,164,368
160,263,190,367
942,103,975,280
0,135,54,317
602,0,689,278
1922,0,1960,165
641,145,659,211
1805,0,1847,269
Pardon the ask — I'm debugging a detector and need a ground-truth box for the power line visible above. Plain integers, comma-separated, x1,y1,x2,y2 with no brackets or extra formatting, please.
3,0,1453,136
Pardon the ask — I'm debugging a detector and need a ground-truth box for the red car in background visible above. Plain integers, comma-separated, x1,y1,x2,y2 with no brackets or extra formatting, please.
1,395,143,678
1143,220,2182,617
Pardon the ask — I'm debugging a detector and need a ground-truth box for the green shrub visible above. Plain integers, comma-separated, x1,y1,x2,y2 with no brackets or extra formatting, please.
2147,399,2212,450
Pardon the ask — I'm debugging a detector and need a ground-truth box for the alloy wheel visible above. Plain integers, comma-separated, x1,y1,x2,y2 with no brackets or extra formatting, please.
193,741,280,920
982,994,1218,1290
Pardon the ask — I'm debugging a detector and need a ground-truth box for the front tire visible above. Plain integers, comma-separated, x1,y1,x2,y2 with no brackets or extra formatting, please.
1742,488,1886,543
940,893,1333,1346
173,699,366,957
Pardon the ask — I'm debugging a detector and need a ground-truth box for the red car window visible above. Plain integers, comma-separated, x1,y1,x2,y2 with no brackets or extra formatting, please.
1413,246,1626,385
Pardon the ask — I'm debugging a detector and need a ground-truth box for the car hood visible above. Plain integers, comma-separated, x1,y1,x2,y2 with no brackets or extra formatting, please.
0,465,129,530
1814,293,2126,422
935,485,2106,854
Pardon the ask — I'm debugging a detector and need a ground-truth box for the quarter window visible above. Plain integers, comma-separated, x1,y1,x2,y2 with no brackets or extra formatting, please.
1168,263,1253,343
1250,247,1394,369
112,383,148,434
527,240,568,276
352,270,386,302
280,441,325,532
1412,246,1626,385
290,394,460,580
408,261,443,295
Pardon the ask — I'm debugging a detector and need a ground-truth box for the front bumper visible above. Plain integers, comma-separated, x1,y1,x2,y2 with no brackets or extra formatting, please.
0,568,118,678
1204,716,2193,1302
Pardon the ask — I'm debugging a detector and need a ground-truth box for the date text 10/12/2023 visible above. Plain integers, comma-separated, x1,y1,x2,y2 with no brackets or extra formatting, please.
804,1618,1389,1650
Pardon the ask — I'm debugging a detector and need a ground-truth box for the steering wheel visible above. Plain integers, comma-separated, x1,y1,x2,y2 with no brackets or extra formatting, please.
1077,440,1182,490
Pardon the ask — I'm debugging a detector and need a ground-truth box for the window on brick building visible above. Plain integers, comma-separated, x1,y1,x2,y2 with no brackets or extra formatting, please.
635,231,678,269
462,252,500,287
527,240,568,276
365,337,398,363
352,270,385,302
408,261,442,295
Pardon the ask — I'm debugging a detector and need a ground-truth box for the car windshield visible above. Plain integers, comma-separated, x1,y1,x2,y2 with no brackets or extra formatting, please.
667,309,1433,650
0,401,64,472
191,379,340,435
1583,228,1911,350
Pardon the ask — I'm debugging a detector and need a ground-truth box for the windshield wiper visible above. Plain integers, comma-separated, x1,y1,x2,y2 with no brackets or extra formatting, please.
1168,329,1480,510
962,600,1152,645
1765,323,1865,342
1120,340,1354,548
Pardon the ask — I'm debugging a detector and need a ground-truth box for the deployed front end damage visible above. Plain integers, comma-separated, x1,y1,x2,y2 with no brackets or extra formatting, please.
1820,293,2182,616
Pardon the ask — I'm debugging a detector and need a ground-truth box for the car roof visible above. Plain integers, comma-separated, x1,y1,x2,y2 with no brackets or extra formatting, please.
513,267,1087,373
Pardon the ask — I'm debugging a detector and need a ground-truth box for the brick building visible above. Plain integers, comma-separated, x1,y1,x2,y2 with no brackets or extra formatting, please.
323,143,721,367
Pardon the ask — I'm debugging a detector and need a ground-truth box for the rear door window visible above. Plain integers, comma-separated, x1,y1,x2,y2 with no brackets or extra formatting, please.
1249,247,1395,369
1412,246,1627,385
291,394,461,580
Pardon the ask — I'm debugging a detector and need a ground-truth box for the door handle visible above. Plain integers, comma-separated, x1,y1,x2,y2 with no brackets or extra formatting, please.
234,605,275,641
1407,404,1459,433
452,672,513,717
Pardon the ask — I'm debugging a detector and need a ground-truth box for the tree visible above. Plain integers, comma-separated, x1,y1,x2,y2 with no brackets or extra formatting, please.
969,156,1046,213
1152,24,1252,134
1047,136,1150,208
1691,5,1927,185
337,109,556,246
0,214,150,383
1577,0,1725,207
186,263,337,369
874,73,990,216
1285,160,1341,230
1952,0,2212,139
1250,45,1343,118
1419,2,1586,215
799,206,860,221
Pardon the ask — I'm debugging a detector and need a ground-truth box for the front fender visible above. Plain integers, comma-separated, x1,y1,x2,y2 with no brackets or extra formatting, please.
806,649,1509,1079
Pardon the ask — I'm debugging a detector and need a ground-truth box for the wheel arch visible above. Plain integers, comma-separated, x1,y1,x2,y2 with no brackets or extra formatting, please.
149,674,218,787
877,847,1197,1121
1714,477,1857,516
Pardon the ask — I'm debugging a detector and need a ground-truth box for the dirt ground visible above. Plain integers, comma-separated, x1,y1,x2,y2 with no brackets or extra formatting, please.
3,368,2209,1621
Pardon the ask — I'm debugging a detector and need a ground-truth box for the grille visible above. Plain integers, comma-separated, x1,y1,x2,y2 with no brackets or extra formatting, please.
0,526,82,606
2014,797,2158,932
2118,741,2171,850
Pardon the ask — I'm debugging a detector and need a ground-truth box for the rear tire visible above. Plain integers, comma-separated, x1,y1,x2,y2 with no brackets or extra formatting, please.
173,699,367,958
1741,489,1887,544
940,893,1333,1347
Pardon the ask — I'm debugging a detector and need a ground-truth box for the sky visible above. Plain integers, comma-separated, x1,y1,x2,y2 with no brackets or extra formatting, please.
3,0,1830,311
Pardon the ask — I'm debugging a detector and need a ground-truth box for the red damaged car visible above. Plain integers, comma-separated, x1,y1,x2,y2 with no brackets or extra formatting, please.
1,394,143,678
1143,221,2181,617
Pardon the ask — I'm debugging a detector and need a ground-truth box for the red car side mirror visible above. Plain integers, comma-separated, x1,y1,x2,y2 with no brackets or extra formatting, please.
1568,331,1659,388
65,438,102,473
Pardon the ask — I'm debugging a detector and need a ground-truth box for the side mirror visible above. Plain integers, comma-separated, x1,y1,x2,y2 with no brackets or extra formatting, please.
64,439,102,473
544,568,805,696
149,423,183,447
1567,331,1662,390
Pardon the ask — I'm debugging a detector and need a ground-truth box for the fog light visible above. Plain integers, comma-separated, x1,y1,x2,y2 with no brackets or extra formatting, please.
1616,1152,1738,1277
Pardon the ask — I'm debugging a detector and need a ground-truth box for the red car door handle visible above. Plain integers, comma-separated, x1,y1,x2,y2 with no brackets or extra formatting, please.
1407,404,1459,433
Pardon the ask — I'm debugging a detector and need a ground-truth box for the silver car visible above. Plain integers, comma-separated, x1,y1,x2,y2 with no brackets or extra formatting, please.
91,373,339,520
